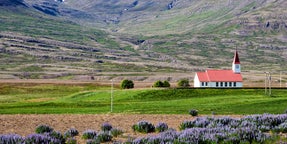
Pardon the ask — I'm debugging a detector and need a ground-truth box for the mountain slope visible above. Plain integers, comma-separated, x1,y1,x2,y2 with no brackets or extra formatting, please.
0,4,155,79
0,0,287,80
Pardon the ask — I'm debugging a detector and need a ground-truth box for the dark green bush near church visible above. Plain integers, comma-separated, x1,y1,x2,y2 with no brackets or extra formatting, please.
177,79,190,87
153,80,164,87
163,80,171,87
153,80,170,88
121,79,134,89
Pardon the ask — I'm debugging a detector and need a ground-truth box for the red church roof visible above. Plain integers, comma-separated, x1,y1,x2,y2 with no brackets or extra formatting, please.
233,50,240,64
196,70,243,82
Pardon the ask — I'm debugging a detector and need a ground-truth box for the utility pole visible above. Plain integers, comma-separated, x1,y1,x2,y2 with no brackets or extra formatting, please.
280,71,282,88
269,73,271,96
265,72,267,95
110,79,114,113
265,72,271,96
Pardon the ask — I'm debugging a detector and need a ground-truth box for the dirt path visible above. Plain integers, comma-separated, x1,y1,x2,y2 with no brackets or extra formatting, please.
0,114,194,142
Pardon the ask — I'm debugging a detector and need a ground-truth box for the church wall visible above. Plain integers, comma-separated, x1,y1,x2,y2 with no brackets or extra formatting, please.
193,74,201,87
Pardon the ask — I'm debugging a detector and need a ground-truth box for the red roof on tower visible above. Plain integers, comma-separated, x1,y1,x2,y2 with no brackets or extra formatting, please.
196,70,243,82
233,50,240,64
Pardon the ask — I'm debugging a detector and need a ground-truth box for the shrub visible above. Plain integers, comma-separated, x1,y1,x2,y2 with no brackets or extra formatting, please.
153,80,170,88
0,134,23,144
163,80,171,87
25,133,62,144
275,122,287,133
189,109,198,116
35,124,54,134
49,131,65,143
66,137,77,144
179,121,195,130
110,128,124,137
86,139,99,144
82,130,97,139
64,128,79,138
155,122,169,132
177,79,190,87
132,121,155,133
101,122,113,132
153,80,164,87
95,132,113,143
121,79,134,89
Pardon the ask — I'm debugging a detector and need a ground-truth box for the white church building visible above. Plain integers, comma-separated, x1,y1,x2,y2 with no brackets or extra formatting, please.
194,50,243,88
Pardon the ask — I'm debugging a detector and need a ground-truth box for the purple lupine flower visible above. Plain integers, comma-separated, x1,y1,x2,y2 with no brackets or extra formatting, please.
155,122,168,132
101,122,113,132
64,128,79,138
82,130,97,140
0,134,23,144
24,133,62,144
132,120,155,133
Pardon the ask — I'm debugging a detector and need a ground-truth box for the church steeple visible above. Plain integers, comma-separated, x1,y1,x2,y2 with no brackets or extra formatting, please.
232,49,241,73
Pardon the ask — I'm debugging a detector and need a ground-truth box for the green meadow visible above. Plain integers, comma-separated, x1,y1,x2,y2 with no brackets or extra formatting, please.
0,83,287,114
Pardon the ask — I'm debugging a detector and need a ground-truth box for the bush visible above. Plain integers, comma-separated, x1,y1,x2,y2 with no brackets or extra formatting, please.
95,132,113,143
86,132,113,144
132,121,155,133
153,80,164,87
66,137,77,144
163,80,171,87
86,139,102,144
49,131,65,143
64,128,79,138
35,124,54,134
121,79,134,89
177,79,190,87
82,130,97,139
189,109,198,116
25,133,62,144
179,121,195,130
155,122,169,132
153,80,170,88
101,123,113,132
0,134,23,144
110,128,124,137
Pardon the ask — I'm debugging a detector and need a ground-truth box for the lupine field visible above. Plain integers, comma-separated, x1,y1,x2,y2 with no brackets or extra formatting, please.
1,114,287,143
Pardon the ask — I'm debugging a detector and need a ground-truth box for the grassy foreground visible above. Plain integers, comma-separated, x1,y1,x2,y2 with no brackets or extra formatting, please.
0,83,287,114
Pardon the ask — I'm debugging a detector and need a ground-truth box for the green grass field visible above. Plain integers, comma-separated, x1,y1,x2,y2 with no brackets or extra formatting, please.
0,83,287,114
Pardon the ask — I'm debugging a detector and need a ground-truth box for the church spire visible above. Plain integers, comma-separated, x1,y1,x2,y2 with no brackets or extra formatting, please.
232,49,241,73
233,50,240,64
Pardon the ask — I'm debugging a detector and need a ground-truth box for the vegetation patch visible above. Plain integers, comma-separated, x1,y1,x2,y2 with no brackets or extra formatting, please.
0,83,287,114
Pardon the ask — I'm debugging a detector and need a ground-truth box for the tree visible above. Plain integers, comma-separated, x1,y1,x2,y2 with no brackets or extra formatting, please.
177,79,190,87
153,80,164,88
153,80,170,88
121,79,134,89
162,80,171,87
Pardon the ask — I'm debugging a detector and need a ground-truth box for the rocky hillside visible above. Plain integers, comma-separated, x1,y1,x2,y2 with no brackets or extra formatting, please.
0,0,287,80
